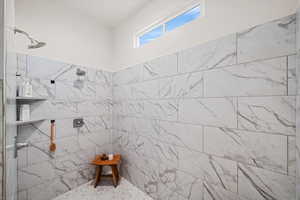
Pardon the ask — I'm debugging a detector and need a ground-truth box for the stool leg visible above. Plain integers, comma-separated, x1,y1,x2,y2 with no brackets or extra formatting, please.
94,166,102,188
116,165,120,183
111,165,118,187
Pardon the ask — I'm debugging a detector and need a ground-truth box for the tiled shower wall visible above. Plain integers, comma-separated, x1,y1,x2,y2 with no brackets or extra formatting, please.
6,52,18,200
296,7,300,200
11,54,113,200
4,13,298,200
0,80,3,200
112,15,297,200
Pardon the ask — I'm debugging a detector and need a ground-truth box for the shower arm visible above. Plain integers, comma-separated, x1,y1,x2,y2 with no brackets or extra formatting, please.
13,27,46,49
14,28,39,45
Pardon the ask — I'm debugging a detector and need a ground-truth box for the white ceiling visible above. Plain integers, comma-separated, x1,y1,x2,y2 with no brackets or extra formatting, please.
60,0,152,28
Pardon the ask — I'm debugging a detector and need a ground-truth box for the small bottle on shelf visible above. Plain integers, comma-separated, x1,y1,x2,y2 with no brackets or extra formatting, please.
19,104,30,121
16,74,22,97
22,78,33,97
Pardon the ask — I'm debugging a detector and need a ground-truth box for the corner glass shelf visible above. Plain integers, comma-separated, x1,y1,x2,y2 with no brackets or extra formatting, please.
14,119,45,126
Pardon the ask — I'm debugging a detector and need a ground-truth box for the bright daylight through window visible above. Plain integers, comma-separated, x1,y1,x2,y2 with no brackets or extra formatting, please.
137,4,203,47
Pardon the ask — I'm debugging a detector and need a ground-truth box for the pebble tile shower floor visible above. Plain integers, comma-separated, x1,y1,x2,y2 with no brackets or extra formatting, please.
53,179,153,200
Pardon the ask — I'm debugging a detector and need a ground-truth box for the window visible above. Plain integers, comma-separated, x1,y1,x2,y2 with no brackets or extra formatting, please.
136,2,204,47
139,25,164,46
165,6,201,32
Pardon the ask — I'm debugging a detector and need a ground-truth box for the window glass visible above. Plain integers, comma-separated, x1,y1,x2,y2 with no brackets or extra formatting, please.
139,25,164,46
166,6,200,32
137,4,203,47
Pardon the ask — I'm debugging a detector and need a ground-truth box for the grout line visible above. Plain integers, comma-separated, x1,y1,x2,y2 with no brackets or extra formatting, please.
236,97,239,129
202,125,205,153
113,94,296,102
113,54,296,87
287,56,289,96
113,114,294,137
202,71,205,98
237,162,239,195
287,136,289,175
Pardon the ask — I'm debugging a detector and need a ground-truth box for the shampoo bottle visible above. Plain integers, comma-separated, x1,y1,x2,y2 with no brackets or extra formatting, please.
16,74,21,97
23,78,33,97
19,104,30,121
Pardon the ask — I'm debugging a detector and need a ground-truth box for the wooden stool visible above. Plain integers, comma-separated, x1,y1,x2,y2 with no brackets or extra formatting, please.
91,154,121,188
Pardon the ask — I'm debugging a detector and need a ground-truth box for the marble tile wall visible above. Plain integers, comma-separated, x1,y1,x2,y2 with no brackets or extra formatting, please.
3,12,298,200
112,14,297,200
296,6,300,200
0,80,3,200
14,54,113,200
6,52,18,200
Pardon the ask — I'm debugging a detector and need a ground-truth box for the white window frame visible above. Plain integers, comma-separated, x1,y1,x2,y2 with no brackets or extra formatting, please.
134,0,206,48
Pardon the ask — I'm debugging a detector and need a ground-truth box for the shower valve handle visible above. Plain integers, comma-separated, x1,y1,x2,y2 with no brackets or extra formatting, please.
16,142,29,150
6,136,29,158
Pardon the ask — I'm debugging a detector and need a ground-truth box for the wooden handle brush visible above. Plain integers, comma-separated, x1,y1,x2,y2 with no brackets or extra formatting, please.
50,120,56,152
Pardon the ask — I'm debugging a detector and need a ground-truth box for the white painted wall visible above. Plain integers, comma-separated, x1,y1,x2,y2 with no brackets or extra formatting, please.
112,0,298,71
15,0,113,70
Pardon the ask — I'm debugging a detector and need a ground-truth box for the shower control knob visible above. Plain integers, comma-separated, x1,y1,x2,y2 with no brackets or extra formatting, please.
16,142,29,150
9,136,29,158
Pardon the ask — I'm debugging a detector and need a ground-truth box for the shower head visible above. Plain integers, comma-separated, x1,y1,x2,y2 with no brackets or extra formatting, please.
14,28,46,49
28,41,46,49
